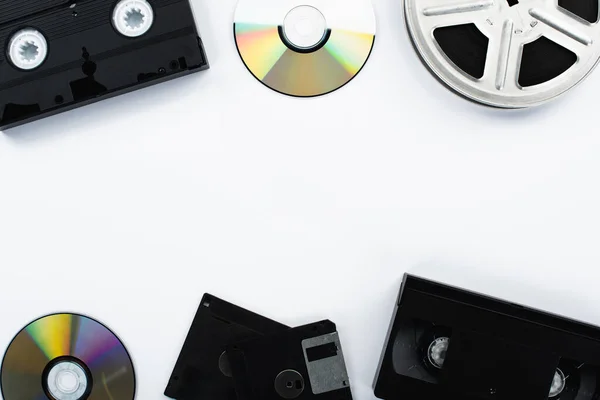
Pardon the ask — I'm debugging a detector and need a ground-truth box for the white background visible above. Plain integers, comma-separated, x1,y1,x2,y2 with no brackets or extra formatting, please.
2,0,600,398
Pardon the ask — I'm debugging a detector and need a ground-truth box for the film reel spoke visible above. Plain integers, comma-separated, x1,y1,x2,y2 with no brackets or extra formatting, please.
419,1,493,31
421,0,494,17
482,20,522,91
542,25,591,57
407,0,600,107
529,5,595,46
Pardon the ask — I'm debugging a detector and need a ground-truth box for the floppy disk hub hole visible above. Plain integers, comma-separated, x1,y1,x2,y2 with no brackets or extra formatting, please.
275,370,304,399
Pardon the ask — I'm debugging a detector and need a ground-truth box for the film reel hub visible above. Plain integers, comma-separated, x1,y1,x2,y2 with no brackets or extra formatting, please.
406,0,600,107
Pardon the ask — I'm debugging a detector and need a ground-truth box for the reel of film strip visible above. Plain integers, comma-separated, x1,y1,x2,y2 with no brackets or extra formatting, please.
405,0,600,107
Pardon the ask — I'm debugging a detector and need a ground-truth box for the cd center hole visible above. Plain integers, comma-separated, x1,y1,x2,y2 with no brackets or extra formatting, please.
295,18,314,36
57,370,79,393
283,5,326,49
507,0,518,6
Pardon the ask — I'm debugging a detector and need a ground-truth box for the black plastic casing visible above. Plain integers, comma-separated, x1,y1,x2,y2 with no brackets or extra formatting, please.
164,294,288,400
0,0,208,130
227,320,353,400
374,274,600,400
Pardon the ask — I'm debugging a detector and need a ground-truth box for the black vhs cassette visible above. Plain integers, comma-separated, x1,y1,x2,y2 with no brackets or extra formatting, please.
0,0,208,130
374,274,600,400
165,294,288,400
228,320,352,400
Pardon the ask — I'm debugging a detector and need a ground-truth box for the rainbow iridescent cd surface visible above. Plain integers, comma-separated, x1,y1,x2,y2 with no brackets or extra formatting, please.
1,313,135,400
234,0,376,97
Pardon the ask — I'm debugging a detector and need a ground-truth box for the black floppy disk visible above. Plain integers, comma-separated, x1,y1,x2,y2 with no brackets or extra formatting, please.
164,294,289,400
374,274,600,400
227,320,353,400
0,0,208,130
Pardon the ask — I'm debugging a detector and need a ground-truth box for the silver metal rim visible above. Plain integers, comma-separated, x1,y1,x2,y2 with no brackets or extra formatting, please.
405,0,600,108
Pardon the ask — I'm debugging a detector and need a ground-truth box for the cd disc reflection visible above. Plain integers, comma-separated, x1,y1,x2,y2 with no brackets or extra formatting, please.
1,313,135,400
234,0,376,96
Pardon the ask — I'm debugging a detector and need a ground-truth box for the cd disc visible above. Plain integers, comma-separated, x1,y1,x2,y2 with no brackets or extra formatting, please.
234,0,376,96
405,0,600,107
1,313,135,400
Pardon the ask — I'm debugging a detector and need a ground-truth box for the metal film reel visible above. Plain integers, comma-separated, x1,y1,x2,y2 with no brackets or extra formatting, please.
405,0,600,107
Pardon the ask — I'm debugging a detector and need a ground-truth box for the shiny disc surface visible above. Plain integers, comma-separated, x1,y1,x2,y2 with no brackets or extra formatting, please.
1,313,135,400
234,0,376,96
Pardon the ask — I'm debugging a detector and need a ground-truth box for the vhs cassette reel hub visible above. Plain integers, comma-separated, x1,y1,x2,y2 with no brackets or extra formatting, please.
112,0,155,37
426,337,449,369
7,28,48,70
405,0,600,107
549,368,566,397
